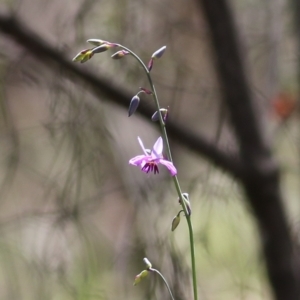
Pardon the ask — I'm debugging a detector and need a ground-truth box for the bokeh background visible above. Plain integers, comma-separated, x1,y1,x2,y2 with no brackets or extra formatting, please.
0,0,299,299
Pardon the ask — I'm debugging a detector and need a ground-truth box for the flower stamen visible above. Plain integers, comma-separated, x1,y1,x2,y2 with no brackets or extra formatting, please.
142,162,159,174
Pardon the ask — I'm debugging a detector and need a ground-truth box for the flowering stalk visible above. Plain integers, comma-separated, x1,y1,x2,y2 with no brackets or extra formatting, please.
134,258,175,300
116,44,198,300
73,41,198,300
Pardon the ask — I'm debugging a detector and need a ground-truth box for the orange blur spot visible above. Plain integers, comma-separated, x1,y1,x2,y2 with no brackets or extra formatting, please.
272,93,297,121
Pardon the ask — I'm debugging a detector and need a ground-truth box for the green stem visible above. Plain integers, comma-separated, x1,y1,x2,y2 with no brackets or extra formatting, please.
150,268,176,300
117,45,198,300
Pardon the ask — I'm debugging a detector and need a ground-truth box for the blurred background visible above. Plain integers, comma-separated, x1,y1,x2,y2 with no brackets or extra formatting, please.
0,0,299,299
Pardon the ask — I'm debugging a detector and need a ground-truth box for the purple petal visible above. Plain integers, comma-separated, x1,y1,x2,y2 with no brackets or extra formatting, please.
140,160,147,169
137,137,150,155
152,137,163,159
129,155,148,166
158,159,177,176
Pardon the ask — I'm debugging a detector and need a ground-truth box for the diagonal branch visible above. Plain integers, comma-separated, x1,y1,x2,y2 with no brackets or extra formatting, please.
0,11,243,178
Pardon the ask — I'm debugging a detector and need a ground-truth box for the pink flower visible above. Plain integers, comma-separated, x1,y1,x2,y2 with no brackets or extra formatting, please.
129,137,177,176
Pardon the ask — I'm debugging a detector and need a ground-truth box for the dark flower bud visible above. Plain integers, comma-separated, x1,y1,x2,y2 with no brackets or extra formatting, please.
128,95,140,117
151,46,167,59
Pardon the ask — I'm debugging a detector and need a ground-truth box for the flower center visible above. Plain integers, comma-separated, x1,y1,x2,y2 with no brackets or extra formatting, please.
142,161,159,174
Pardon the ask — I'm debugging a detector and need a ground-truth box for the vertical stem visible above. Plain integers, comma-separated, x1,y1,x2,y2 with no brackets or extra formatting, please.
118,45,198,300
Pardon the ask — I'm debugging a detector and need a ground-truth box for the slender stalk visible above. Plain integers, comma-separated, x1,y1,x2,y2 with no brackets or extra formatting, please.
118,44,198,300
150,268,176,300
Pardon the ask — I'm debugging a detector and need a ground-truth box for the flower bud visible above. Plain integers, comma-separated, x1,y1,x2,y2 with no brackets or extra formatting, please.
72,49,94,63
128,95,140,117
147,58,154,71
81,52,94,63
171,214,181,231
72,52,85,62
151,46,167,59
92,44,111,54
151,108,168,122
92,42,118,54
151,111,160,122
111,50,129,59
133,270,149,286
143,257,152,269
86,39,106,46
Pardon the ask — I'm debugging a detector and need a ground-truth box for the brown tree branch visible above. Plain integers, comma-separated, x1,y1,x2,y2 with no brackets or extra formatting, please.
196,0,300,299
0,11,243,178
